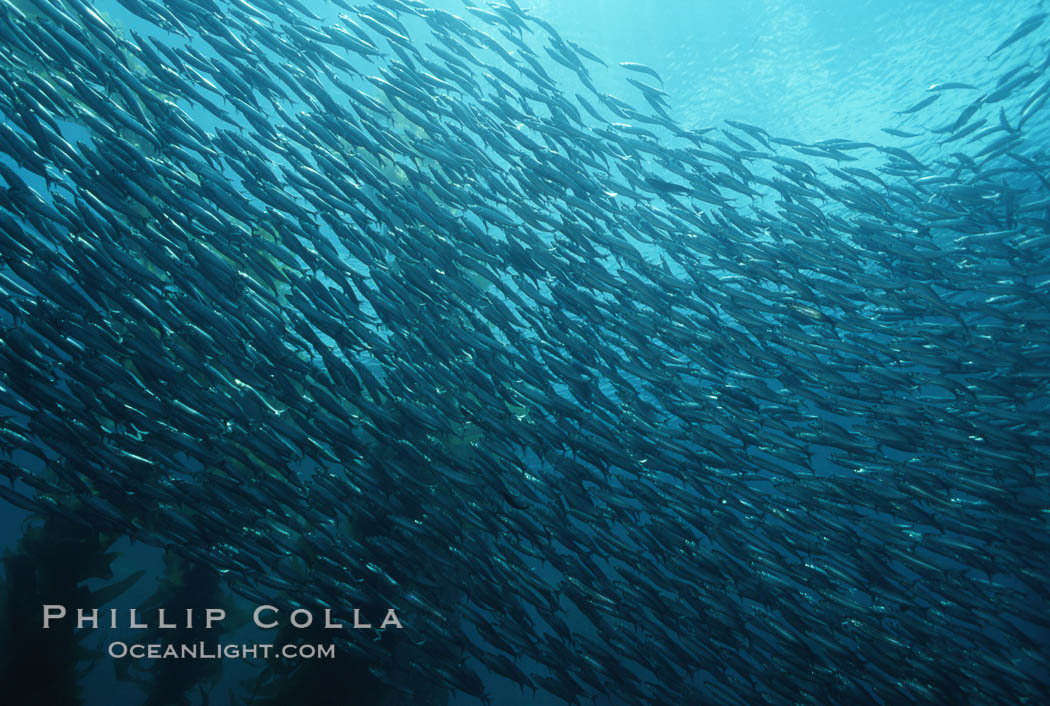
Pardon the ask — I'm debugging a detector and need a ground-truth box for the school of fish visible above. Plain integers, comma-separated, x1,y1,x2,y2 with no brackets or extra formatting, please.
0,0,1048,703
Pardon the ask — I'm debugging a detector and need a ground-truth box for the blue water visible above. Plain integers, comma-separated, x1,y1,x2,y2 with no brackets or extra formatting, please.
492,0,1042,139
